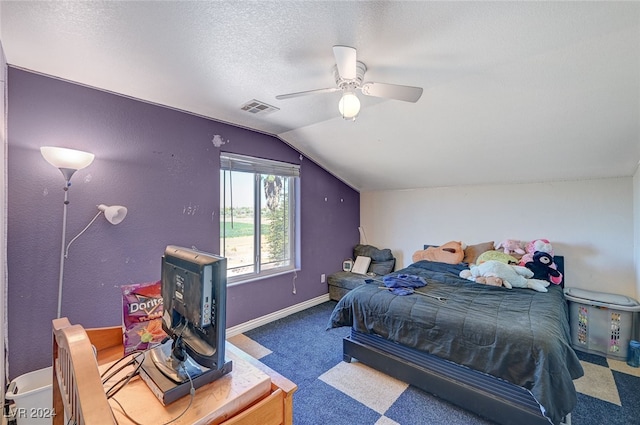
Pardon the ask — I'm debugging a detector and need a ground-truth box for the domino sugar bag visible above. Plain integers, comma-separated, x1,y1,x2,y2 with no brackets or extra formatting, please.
121,280,167,354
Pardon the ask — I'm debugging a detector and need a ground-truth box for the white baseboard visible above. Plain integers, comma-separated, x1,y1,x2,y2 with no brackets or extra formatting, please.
226,294,331,337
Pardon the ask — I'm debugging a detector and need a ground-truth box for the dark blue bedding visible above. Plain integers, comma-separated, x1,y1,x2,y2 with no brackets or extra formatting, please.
328,260,584,425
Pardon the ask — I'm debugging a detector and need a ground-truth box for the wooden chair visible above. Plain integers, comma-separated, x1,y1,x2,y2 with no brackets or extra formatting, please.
52,318,117,425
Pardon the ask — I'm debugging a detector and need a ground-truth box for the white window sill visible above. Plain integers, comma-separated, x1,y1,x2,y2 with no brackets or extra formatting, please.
227,268,301,286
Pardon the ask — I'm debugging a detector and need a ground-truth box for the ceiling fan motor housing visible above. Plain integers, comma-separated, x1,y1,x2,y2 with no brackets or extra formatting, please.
334,61,367,90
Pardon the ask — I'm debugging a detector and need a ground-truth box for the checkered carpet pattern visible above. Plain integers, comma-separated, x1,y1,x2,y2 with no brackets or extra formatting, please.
228,302,640,425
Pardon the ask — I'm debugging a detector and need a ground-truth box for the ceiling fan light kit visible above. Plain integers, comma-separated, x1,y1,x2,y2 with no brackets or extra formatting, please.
276,45,423,121
338,90,360,120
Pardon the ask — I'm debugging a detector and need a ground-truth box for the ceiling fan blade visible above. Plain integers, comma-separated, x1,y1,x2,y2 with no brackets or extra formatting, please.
361,82,423,103
276,87,340,100
333,45,357,80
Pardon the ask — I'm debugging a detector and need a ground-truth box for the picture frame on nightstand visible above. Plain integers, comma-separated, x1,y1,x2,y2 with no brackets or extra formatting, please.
342,259,353,272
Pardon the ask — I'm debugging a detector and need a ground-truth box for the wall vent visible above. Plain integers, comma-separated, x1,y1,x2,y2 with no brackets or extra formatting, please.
240,99,279,115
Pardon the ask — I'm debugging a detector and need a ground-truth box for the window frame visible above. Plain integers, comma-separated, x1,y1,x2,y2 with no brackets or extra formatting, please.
220,153,299,284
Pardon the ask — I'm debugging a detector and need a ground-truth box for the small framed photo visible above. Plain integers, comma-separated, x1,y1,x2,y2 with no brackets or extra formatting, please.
342,259,353,272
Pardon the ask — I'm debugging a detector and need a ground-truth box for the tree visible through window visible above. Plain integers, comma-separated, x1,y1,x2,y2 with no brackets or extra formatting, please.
220,153,298,282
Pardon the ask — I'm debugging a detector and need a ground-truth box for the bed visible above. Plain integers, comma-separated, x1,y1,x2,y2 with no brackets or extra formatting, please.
328,256,583,425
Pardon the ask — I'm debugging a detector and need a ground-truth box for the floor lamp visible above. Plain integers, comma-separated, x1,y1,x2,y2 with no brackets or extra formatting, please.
41,147,128,318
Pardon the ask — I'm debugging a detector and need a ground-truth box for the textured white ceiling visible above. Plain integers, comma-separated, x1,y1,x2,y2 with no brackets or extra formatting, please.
2,1,639,191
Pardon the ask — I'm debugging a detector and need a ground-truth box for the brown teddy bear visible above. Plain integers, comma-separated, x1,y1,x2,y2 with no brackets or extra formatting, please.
412,241,464,264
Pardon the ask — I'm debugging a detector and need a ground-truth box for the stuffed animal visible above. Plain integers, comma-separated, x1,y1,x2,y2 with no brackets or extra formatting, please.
519,239,554,266
459,269,507,288
462,260,550,292
524,251,563,285
475,250,519,265
412,241,464,264
476,276,506,287
494,239,526,255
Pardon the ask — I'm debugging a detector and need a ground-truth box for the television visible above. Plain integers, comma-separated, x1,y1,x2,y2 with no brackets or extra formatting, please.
138,245,233,405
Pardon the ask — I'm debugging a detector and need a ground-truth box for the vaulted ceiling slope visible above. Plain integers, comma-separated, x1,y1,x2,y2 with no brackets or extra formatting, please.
2,1,639,191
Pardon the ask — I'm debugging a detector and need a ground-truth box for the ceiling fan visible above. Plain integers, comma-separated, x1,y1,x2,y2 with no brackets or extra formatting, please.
276,45,424,120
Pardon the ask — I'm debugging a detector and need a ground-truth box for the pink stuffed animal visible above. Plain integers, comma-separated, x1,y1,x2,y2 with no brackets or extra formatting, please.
519,239,554,265
527,239,554,255
495,239,526,255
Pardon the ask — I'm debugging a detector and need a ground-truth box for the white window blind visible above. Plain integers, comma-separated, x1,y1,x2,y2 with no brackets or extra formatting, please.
220,153,300,177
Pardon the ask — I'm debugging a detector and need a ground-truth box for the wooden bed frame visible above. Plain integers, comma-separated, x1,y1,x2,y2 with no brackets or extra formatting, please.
52,318,117,424
342,256,569,425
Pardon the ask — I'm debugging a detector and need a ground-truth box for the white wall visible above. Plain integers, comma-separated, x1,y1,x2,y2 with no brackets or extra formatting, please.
634,167,640,299
0,38,6,396
361,177,636,298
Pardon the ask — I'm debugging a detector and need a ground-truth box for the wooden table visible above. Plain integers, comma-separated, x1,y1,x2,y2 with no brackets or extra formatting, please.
89,326,297,425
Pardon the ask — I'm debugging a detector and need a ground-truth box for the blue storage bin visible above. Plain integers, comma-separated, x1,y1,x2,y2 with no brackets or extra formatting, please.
628,340,640,367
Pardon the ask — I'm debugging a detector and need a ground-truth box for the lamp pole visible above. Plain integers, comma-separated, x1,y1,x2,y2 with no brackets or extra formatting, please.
56,174,74,319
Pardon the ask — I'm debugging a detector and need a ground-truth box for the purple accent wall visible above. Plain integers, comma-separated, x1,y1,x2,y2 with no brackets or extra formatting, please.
7,68,359,378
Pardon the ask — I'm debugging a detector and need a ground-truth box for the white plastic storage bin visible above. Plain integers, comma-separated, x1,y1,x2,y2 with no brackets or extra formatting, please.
564,288,640,360
5,367,53,425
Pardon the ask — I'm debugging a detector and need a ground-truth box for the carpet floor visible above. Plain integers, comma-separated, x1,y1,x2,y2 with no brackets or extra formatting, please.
228,301,640,425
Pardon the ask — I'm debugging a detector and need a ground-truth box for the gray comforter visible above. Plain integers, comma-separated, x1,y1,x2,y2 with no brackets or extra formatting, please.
328,260,584,425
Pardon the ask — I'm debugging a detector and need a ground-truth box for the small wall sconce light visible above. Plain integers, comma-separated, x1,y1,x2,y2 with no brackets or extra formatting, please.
65,204,128,258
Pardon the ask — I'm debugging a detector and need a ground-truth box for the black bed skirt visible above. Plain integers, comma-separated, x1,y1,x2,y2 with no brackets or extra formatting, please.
343,329,559,425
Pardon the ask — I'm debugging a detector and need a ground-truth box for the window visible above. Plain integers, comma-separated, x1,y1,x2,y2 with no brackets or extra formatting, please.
220,153,299,283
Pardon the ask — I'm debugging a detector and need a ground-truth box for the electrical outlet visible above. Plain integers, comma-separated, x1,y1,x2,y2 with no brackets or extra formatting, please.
321,273,326,283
